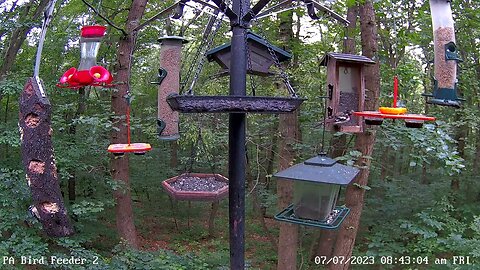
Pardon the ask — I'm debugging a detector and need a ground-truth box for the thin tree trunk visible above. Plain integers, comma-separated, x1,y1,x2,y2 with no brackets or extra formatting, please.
314,4,358,261
111,0,148,248
276,10,299,270
328,2,380,269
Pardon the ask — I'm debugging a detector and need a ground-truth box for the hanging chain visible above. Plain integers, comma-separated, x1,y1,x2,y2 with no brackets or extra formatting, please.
244,30,257,96
180,7,210,93
183,2,230,95
248,9,297,98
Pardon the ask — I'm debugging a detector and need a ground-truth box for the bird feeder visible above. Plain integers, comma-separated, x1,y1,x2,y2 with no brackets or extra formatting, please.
206,32,292,76
57,25,113,88
320,53,375,133
274,154,359,229
423,0,463,107
157,36,188,140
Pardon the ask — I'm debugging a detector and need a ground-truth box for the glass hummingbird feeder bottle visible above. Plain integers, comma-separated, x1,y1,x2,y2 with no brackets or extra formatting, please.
274,154,359,229
58,25,113,88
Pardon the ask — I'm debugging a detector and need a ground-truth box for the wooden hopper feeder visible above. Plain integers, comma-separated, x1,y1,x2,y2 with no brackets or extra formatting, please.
206,32,292,77
320,52,375,133
162,173,229,201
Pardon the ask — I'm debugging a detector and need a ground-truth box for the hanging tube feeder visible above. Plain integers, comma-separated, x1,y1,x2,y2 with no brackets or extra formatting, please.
423,0,463,107
157,36,188,140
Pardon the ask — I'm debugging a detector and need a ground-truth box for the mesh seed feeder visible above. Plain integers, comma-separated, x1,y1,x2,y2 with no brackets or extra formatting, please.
320,53,375,133
423,0,463,107
157,36,188,140
274,154,359,229
57,25,113,88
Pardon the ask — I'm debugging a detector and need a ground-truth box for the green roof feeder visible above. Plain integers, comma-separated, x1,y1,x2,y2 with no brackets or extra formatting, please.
206,32,292,77
274,154,359,229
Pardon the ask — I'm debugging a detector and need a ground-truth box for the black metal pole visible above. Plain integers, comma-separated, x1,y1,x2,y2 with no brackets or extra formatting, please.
229,0,248,268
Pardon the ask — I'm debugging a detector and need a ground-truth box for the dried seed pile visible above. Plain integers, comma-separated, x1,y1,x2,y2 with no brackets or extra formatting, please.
171,176,227,192
338,91,358,125
434,27,456,88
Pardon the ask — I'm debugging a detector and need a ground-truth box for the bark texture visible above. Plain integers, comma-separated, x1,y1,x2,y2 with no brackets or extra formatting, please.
19,78,74,237
276,10,299,270
328,1,380,269
110,0,148,248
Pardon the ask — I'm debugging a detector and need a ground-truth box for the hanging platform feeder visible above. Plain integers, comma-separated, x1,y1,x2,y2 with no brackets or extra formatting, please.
162,173,229,201
206,32,292,77
167,94,305,114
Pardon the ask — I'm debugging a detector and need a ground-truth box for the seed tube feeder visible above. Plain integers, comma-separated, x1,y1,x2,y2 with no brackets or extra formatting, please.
157,36,188,140
423,0,463,107
274,154,359,229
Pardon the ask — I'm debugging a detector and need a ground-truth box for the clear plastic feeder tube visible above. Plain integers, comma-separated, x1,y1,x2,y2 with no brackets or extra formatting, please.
78,37,102,70
430,0,457,89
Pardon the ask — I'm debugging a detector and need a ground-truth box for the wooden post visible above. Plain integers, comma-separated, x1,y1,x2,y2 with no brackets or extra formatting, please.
19,78,74,237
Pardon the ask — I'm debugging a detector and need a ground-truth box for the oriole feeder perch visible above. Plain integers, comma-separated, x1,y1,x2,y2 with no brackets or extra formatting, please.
206,32,292,76
274,154,359,229
319,53,375,133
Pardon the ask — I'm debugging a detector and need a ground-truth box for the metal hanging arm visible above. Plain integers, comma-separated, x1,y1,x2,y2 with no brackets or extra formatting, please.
34,0,57,78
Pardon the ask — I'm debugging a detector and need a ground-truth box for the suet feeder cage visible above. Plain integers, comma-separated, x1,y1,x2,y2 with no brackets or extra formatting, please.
320,53,375,133
57,25,113,88
274,154,359,229
206,32,292,76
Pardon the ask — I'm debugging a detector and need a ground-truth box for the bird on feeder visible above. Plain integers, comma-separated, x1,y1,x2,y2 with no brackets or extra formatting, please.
315,110,354,127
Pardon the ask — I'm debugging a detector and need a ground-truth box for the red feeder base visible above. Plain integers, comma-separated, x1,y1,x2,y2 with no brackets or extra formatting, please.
107,143,152,155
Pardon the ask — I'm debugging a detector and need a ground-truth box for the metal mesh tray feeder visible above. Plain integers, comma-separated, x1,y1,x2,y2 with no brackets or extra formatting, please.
162,173,229,201
166,94,305,114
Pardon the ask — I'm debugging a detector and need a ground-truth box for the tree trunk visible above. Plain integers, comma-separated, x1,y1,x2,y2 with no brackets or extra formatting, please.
314,4,358,261
110,0,148,248
276,10,299,270
19,78,74,237
328,2,380,269
0,0,50,101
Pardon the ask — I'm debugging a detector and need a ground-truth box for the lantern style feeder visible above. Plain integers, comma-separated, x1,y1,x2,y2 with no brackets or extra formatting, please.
206,32,292,76
319,52,375,133
422,0,463,107
57,25,113,88
274,154,359,229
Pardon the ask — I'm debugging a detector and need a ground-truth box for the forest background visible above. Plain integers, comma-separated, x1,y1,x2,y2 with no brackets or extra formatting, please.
0,0,479,269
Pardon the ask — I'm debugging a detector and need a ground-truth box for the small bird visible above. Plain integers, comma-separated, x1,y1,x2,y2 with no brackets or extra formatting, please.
28,205,41,221
315,110,354,127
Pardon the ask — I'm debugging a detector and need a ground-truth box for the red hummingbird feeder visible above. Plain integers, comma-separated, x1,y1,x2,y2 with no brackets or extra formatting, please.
354,76,436,128
57,25,114,89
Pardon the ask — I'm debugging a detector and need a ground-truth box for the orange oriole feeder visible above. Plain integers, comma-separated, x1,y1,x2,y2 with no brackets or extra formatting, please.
108,95,152,155
354,76,436,128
